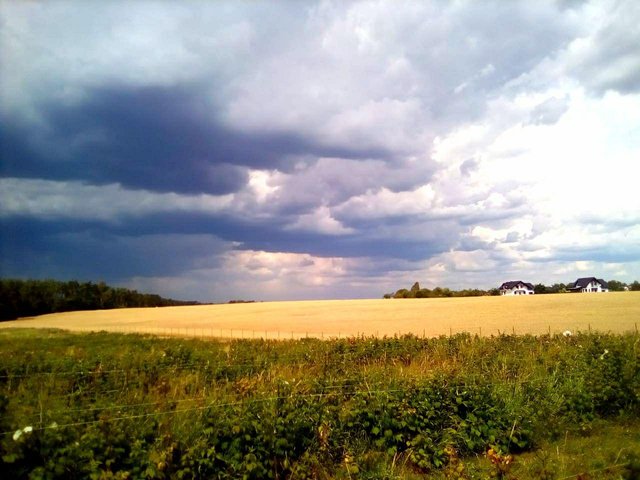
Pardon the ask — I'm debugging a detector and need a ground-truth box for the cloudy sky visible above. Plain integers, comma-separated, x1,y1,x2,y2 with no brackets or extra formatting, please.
1,0,639,301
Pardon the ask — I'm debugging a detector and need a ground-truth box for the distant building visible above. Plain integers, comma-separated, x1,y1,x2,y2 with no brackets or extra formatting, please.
567,277,609,293
499,281,535,296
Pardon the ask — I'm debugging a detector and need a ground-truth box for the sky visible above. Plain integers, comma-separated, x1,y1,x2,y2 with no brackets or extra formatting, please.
1,0,639,302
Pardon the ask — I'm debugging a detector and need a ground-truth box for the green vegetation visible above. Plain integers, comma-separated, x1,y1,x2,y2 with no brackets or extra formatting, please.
384,282,499,299
385,279,640,298
0,279,199,321
609,280,640,292
1,329,638,479
532,283,568,294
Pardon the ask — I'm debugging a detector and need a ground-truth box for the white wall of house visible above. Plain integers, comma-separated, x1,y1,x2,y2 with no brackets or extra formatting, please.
580,281,608,293
500,285,534,295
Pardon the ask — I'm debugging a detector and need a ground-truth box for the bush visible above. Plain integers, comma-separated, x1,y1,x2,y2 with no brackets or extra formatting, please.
0,330,637,478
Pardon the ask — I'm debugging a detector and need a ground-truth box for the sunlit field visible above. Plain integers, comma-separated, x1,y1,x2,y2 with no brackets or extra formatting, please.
2,292,638,339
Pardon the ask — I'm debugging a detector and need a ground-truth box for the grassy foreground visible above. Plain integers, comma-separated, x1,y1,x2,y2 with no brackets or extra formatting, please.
0,329,638,479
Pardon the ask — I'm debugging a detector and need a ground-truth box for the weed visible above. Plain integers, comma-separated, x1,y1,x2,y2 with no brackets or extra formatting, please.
0,329,638,478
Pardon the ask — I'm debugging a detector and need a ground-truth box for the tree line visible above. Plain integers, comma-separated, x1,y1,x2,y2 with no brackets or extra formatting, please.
384,279,640,299
533,279,640,293
0,279,199,321
383,282,499,299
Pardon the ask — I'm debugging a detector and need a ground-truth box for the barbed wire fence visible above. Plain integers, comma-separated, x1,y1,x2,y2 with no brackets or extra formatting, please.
2,383,636,479
1,326,637,478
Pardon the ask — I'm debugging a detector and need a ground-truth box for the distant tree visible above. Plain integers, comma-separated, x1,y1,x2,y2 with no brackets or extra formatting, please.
393,288,410,299
606,280,626,292
548,283,567,294
0,279,199,321
416,288,431,298
534,283,547,294
387,282,498,299
630,281,640,291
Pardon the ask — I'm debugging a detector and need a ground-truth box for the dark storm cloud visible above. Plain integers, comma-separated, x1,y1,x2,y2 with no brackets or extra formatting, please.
0,209,446,293
1,0,638,300
104,211,445,263
0,216,230,282
1,85,390,195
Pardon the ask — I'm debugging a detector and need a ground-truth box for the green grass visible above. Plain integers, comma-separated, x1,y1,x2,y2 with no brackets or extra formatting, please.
0,328,638,479
418,419,640,480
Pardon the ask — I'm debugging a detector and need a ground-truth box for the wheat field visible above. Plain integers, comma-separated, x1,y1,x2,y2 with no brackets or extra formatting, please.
1,292,638,339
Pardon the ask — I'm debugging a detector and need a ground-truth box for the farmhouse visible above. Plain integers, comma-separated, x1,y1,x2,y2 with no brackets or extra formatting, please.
567,277,609,293
499,281,535,296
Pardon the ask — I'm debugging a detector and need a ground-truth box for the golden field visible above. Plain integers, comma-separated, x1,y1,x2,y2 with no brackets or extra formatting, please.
1,291,638,339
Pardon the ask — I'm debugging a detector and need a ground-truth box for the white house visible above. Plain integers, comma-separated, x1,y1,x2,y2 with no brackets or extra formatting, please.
499,281,535,295
567,277,609,293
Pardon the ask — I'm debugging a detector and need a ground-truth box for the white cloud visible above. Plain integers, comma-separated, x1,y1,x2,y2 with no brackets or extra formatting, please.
247,170,280,203
285,206,355,236
471,218,534,244
432,250,497,273
335,184,436,220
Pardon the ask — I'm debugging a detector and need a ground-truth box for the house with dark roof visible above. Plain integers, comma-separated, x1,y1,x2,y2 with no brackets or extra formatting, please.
499,281,535,296
567,277,609,293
